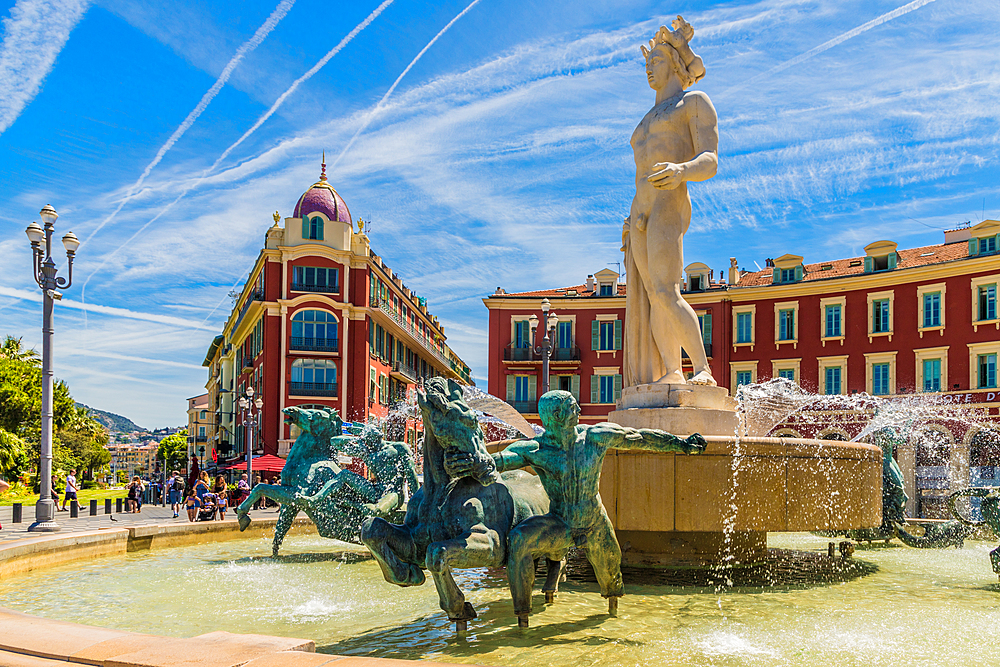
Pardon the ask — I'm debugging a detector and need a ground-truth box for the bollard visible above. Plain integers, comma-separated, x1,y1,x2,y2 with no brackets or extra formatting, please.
116,497,123,513
70,500,79,518
90,499,98,516
105,498,113,514
12,503,22,523
828,542,836,558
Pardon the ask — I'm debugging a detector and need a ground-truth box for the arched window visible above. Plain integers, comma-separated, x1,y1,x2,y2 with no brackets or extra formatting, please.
291,359,337,396
302,215,324,241
291,310,338,351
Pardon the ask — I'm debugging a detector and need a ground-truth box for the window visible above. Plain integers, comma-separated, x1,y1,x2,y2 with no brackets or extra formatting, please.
736,371,752,387
600,284,614,296
291,359,337,396
698,312,713,345
980,354,997,389
872,363,890,395
591,374,622,404
923,359,941,392
825,305,841,338
592,319,622,351
514,320,531,348
302,215,324,241
780,268,795,283
825,367,841,395
979,285,997,322
778,309,795,341
198,426,206,437
514,376,532,402
923,292,941,328
736,312,752,344
557,321,573,349
980,236,998,255
689,275,702,291
199,410,206,420
293,266,339,293
872,299,890,333
778,369,795,380
291,310,338,351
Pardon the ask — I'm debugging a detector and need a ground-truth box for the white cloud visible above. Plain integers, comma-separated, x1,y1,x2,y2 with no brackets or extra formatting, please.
0,0,91,134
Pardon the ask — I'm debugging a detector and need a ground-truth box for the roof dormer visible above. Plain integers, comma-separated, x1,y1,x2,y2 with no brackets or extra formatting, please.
772,254,804,284
864,240,898,273
968,220,1000,257
594,268,620,297
684,262,710,292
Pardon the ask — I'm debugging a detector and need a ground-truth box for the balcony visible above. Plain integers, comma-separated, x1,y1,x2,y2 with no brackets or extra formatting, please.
290,381,338,397
291,282,340,294
290,336,339,352
504,346,580,362
506,347,533,361
371,299,452,367
391,361,418,383
552,346,581,361
195,435,207,443
233,289,264,331
511,400,537,414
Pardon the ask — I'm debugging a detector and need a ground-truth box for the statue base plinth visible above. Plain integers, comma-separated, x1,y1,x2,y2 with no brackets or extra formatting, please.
610,382,738,437
596,383,881,568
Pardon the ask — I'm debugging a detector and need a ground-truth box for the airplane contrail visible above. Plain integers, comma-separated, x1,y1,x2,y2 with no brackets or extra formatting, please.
82,0,297,247
79,0,395,321
719,0,938,98
330,0,484,170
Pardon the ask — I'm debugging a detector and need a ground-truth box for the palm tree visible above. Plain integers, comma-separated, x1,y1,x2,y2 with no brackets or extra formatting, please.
0,336,40,366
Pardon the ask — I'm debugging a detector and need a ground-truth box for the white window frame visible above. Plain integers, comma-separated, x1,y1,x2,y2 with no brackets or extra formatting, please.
916,282,946,338
773,300,799,349
819,296,846,347
509,315,536,348
818,355,849,396
553,314,577,349
971,275,1000,332
867,290,895,342
968,341,1000,390
729,360,758,396
914,346,949,394
732,304,756,351
771,358,802,384
865,351,898,396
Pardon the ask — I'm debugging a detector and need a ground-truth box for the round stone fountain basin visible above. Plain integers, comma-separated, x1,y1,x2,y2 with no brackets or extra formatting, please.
598,435,882,567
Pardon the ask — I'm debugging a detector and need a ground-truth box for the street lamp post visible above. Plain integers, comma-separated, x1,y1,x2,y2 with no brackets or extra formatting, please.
529,298,560,396
237,387,263,488
25,205,79,532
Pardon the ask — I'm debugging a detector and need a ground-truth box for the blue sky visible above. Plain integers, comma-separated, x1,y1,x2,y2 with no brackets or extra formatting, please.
2,0,999,427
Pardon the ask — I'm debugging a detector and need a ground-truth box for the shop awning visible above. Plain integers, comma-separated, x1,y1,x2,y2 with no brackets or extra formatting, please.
224,454,286,473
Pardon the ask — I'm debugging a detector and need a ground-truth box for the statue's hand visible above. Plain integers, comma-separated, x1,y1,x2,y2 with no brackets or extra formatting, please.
648,162,685,190
683,433,707,455
443,450,477,479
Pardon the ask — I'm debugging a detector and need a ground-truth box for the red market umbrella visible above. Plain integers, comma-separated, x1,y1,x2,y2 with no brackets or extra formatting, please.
225,454,286,473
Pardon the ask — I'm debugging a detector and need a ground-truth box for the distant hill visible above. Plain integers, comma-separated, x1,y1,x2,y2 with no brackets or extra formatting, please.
76,403,145,433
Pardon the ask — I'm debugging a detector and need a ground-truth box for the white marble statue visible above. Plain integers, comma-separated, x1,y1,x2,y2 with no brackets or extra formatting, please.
623,16,718,387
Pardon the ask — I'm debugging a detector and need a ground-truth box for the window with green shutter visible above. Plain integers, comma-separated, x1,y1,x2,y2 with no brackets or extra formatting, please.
699,312,712,345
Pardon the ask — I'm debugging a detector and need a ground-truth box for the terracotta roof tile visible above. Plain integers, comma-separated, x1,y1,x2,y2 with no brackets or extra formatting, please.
734,242,969,287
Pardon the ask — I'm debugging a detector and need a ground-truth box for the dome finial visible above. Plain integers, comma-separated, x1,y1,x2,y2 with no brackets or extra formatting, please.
320,151,327,181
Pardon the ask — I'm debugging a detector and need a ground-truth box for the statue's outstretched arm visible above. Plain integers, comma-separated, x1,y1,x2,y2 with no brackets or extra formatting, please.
604,424,706,455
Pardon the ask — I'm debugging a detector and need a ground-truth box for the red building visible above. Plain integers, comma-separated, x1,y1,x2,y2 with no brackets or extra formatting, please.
484,221,1000,517
203,165,473,465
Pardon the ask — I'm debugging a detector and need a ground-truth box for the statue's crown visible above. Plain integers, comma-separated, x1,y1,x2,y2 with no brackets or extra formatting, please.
640,15,705,86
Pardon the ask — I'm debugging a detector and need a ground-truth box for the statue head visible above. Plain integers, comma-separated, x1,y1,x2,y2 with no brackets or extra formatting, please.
538,390,580,437
283,406,343,440
419,376,498,486
641,16,705,91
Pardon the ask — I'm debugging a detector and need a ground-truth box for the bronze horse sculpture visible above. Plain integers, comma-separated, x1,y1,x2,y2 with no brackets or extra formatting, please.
362,377,551,630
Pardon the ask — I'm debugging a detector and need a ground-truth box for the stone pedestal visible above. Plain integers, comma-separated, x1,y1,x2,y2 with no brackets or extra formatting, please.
601,383,882,567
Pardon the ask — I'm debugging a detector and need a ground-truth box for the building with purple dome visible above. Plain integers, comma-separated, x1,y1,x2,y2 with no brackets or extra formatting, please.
201,162,473,465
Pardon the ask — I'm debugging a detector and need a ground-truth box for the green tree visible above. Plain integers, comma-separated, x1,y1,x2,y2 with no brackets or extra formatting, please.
0,336,40,365
157,431,188,471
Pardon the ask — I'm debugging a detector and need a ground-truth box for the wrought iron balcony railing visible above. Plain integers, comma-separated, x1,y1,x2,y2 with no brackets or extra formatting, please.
290,381,338,397
290,336,339,352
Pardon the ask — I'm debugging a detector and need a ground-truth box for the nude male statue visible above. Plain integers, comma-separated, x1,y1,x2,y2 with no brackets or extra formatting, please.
624,16,719,387
447,390,706,627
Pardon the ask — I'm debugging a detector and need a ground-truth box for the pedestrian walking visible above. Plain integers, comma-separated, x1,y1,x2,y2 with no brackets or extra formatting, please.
52,473,64,511
126,476,142,513
60,469,78,512
168,470,184,518
183,487,200,522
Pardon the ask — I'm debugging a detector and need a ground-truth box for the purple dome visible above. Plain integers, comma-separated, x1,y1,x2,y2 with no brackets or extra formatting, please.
293,179,352,224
